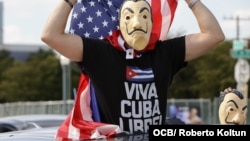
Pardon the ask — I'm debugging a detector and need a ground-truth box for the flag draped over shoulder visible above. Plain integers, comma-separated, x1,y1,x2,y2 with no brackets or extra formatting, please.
56,0,178,140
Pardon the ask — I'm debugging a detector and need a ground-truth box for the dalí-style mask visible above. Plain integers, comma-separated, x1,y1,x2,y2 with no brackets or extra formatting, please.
218,90,248,125
119,0,153,51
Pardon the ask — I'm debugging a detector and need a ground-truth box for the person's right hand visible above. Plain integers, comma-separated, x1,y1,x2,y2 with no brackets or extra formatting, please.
223,87,233,93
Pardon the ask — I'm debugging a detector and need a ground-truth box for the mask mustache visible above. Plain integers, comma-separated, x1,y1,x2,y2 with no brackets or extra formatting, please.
127,29,147,35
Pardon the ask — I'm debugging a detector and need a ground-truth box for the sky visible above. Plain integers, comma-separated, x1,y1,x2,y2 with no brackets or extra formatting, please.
0,0,250,45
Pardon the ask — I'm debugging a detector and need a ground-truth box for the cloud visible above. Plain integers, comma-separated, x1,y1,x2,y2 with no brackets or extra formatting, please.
1,0,250,44
4,24,41,44
2,0,59,44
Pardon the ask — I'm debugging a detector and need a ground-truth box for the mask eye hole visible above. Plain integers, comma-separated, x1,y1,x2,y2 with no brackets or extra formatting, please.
229,107,234,112
143,15,147,19
126,16,130,20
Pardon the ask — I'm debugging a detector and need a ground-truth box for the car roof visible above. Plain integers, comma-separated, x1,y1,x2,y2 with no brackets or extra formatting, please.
0,126,57,141
0,114,67,132
0,114,67,121
0,126,150,141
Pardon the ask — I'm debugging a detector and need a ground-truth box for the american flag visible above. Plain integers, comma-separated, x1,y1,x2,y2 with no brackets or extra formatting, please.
56,0,178,140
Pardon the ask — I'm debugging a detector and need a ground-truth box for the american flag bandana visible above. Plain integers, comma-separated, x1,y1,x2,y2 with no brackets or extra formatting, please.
56,0,178,140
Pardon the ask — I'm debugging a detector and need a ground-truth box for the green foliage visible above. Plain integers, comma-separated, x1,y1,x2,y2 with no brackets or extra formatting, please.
168,40,240,98
1,39,250,102
0,50,15,102
0,50,14,80
0,49,81,103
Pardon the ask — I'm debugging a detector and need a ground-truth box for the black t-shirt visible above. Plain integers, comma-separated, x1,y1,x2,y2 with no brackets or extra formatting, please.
79,36,186,134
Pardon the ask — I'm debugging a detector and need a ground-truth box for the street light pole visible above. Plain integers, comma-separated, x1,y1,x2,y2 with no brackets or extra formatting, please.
225,15,250,104
60,55,70,115
224,15,250,39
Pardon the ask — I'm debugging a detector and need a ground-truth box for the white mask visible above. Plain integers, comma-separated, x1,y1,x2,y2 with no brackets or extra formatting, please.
219,92,247,125
119,0,152,51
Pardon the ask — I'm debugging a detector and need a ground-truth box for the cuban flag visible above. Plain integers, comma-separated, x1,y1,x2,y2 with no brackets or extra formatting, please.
56,0,178,140
126,66,154,82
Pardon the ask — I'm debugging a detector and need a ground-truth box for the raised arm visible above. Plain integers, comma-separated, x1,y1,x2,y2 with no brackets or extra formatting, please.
41,0,83,62
184,0,225,62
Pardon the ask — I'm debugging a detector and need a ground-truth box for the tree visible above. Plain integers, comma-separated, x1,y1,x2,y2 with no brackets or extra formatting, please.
0,50,14,79
1,39,249,102
0,49,82,103
0,49,61,102
168,40,239,98
0,50,14,102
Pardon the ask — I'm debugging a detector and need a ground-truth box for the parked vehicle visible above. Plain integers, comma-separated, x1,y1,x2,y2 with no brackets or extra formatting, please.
0,126,149,141
0,115,183,140
0,126,57,141
0,114,67,133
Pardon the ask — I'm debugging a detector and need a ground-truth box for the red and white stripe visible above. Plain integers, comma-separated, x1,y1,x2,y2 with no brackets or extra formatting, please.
55,0,178,140
148,0,178,40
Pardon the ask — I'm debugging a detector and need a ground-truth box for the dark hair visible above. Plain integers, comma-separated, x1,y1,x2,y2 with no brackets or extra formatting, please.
218,89,244,105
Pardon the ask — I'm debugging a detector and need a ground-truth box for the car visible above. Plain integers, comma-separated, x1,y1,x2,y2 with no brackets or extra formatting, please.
0,126,150,141
0,114,67,133
0,126,57,141
0,116,184,141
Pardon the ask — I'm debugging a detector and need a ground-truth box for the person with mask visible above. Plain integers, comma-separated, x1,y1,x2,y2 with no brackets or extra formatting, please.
41,0,224,139
219,87,247,125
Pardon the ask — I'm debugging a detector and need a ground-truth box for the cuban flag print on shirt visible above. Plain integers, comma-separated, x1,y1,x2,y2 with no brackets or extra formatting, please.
126,66,154,82
56,0,178,140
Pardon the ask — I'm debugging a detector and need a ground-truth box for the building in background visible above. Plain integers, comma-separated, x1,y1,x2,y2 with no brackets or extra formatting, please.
0,44,50,61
